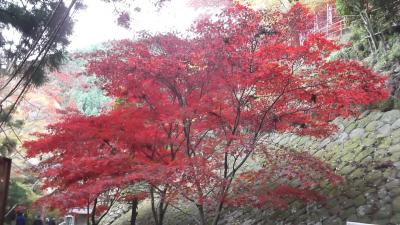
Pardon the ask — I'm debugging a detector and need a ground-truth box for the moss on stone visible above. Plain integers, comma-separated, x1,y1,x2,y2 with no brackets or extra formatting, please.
341,152,355,162
354,148,374,162
390,151,400,161
236,110,400,225
389,144,400,153
376,204,392,218
361,136,376,147
391,214,400,224
382,169,396,179
354,195,367,205
392,196,400,211
377,136,392,149
349,168,365,179
344,140,360,150
357,116,373,128
345,122,357,133
365,120,384,132
341,165,356,175
365,170,383,182
391,128,400,139
382,110,400,124
391,187,400,196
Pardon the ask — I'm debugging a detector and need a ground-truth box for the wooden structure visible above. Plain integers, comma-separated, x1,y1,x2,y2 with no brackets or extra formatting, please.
0,156,11,225
63,208,92,225
312,3,345,39
300,3,345,45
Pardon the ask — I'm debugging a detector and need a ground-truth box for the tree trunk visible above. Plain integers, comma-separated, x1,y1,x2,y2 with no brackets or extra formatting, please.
360,10,378,52
150,187,159,225
211,197,225,225
130,198,138,225
91,198,98,225
150,187,168,225
379,32,387,52
157,188,168,225
196,204,206,225
87,202,91,225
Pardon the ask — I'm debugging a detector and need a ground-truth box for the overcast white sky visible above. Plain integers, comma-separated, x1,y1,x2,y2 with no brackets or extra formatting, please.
68,0,204,50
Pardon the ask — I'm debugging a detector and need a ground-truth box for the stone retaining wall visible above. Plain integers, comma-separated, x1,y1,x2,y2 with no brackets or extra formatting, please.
253,109,400,225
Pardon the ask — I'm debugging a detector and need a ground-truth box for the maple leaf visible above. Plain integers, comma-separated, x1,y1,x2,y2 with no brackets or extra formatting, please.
25,3,388,225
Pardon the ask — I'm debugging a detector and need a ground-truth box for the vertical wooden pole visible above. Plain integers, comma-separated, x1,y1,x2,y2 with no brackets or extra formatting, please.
0,156,12,225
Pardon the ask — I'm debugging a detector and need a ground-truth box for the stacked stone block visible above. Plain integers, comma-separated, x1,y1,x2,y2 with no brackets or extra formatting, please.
255,110,400,225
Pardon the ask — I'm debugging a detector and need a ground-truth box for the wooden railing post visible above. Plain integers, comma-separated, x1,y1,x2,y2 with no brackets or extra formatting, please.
0,156,12,225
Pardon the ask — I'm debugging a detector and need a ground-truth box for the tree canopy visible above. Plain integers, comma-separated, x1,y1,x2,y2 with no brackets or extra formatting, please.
24,2,388,225
0,0,80,84
336,0,400,51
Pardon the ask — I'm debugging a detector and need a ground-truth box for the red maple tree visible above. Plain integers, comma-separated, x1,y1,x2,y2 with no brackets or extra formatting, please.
25,3,388,225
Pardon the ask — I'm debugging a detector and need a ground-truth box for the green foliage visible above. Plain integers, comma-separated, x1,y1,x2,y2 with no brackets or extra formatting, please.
347,26,371,57
45,57,111,114
46,50,67,72
335,0,357,16
0,105,25,156
5,179,39,224
370,36,400,72
1,111,23,127
367,96,400,112
387,36,400,62
336,0,400,54
30,67,48,87
0,3,37,36
365,36,400,110
71,76,111,116
329,20,400,111
115,98,126,106
0,137,16,156
12,119,24,129
7,180,36,208
0,0,75,85
327,45,362,61
0,106,13,124
331,33,400,71
328,25,374,62
336,0,399,21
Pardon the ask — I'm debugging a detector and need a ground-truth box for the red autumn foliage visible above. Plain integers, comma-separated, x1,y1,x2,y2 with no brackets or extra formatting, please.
24,3,388,225
229,147,342,209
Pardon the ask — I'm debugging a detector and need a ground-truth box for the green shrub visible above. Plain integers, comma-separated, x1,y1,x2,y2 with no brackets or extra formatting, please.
367,96,400,111
387,37,400,62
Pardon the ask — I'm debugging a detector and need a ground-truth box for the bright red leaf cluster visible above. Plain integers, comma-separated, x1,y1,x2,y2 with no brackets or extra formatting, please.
25,3,388,225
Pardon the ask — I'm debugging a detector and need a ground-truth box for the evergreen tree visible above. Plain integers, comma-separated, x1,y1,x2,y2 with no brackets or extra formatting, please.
0,0,82,85
336,0,400,51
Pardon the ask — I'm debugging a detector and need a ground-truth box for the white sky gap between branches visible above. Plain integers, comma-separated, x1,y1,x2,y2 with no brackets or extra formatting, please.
68,0,206,50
